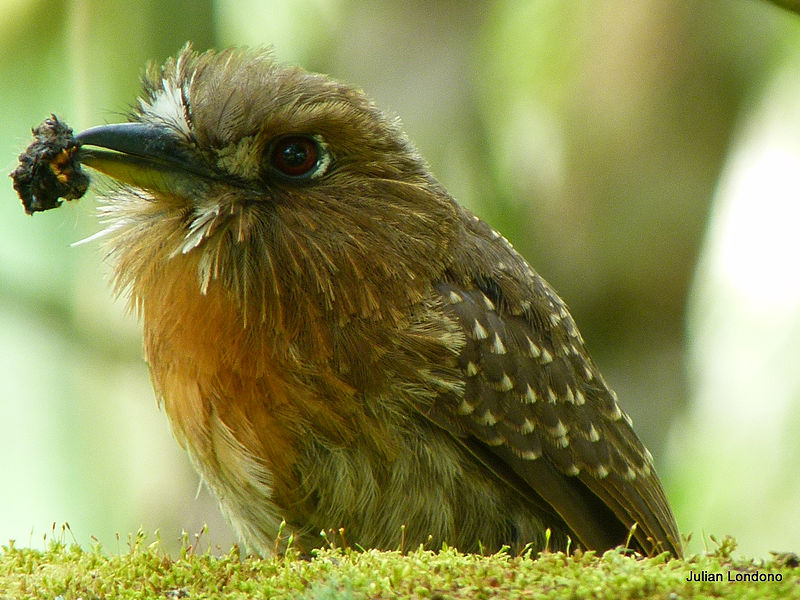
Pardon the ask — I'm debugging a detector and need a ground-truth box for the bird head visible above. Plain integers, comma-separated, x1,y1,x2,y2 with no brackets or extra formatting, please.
77,46,459,329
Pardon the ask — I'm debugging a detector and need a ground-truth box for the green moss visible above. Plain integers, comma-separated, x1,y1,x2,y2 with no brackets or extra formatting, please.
0,532,797,600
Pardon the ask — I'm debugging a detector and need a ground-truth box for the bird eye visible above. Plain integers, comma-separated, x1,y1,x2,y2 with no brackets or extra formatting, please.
268,135,328,180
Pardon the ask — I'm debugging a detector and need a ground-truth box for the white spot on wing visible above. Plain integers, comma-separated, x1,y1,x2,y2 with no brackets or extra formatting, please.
517,448,541,460
457,399,475,415
480,293,495,311
550,420,568,437
607,402,622,421
524,384,538,404
448,290,464,304
484,433,506,446
478,410,497,426
526,337,541,358
564,387,575,404
490,333,506,355
498,373,513,391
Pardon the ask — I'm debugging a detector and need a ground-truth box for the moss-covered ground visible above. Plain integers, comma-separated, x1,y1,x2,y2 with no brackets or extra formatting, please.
1,530,797,599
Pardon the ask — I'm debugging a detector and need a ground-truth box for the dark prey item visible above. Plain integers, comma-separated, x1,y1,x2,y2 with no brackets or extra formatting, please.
10,115,90,214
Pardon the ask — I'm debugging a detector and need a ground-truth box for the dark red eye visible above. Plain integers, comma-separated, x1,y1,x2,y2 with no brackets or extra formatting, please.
269,135,322,178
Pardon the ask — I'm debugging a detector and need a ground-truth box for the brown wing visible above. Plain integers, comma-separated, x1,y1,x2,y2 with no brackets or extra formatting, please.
428,214,682,557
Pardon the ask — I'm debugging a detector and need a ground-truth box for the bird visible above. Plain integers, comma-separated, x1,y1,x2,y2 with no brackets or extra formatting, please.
63,45,681,557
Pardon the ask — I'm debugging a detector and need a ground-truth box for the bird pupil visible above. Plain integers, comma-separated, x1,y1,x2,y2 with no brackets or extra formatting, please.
282,143,307,166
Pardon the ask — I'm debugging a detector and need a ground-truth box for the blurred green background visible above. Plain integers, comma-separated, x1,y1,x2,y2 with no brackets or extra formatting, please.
2,0,799,558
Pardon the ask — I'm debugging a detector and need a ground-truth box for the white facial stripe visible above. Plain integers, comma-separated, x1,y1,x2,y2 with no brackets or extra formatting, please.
140,80,191,136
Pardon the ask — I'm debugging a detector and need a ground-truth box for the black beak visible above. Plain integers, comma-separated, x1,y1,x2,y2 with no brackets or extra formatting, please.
76,122,209,195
